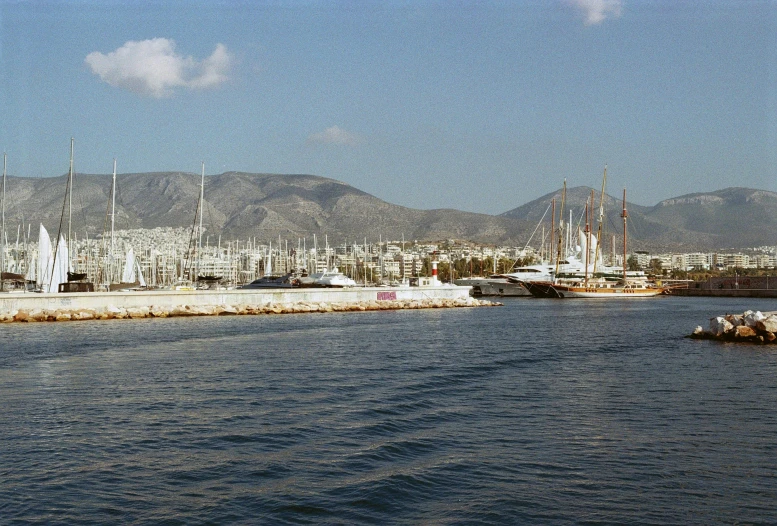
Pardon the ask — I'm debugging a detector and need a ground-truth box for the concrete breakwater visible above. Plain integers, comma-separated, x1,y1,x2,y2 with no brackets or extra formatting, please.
0,285,499,323
671,276,777,298
690,309,777,343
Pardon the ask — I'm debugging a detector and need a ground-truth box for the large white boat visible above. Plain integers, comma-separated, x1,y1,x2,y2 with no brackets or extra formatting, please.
454,275,529,296
456,253,623,297
306,268,357,288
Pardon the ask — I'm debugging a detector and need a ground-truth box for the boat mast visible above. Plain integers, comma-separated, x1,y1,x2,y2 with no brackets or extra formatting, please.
553,180,566,280
111,159,116,279
550,198,555,265
584,190,592,286
622,188,628,283
197,162,205,280
68,138,74,271
592,165,607,276
1,153,5,291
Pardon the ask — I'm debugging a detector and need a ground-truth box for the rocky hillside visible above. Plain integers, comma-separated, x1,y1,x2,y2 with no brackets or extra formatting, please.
501,186,777,251
2,172,535,245
4,172,775,250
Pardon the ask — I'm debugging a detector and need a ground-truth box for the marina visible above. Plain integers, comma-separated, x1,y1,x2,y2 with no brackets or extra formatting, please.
4,3,777,524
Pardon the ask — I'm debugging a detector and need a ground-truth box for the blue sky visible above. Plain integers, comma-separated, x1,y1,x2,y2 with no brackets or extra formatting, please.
1,0,775,214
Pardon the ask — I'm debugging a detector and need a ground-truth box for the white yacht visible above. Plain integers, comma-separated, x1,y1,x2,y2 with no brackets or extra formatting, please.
308,268,357,287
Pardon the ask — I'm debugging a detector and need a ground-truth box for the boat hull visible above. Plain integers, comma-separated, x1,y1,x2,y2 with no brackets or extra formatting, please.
553,287,664,298
520,280,664,298
454,277,530,297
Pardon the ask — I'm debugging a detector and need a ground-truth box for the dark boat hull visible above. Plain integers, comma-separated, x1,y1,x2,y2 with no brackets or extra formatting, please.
519,280,563,299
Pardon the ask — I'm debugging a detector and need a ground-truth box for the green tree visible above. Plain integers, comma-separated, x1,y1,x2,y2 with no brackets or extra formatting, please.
649,258,663,275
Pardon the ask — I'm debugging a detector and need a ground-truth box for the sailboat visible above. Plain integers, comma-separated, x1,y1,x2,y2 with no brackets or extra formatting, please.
174,163,221,289
0,154,22,291
522,185,666,299
108,247,146,291
53,139,94,292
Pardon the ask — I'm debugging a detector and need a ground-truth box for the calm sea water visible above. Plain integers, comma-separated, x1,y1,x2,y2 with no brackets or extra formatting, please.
2,296,777,524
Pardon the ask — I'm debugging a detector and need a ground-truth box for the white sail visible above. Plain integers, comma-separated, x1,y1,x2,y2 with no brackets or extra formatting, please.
264,245,272,277
577,227,600,270
47,235,68,293
36,224,51,290
122,247,136,283
135,258,146,287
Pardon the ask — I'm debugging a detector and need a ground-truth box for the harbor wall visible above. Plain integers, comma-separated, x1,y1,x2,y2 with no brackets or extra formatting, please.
671,276,777,297
0,286,472,315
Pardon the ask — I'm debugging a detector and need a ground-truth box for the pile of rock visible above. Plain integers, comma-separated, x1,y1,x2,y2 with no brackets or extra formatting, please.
0,297,501,323
691,310,777,343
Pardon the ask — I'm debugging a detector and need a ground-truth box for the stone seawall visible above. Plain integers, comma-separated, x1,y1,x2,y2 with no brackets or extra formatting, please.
0,286,500,323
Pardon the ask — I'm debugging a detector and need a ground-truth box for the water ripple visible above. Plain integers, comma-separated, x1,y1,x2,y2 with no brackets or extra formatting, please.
2,297,777,523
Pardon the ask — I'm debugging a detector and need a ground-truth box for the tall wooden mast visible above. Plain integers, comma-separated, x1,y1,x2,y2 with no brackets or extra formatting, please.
553,180,566,280
550,198,555,265
592,165,607,275
622,188,628,283
584,190,593,285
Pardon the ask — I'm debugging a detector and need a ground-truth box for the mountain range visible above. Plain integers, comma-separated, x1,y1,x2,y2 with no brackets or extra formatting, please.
2,171,775,252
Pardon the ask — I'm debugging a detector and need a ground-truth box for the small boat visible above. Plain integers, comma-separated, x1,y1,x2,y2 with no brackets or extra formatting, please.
109,280,140,292
239,273,300,289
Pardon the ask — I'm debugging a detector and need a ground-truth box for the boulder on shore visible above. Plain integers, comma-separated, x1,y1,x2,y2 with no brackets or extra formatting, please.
695,310,777,343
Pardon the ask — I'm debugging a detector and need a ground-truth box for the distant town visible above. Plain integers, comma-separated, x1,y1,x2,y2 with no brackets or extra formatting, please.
2,226,775,288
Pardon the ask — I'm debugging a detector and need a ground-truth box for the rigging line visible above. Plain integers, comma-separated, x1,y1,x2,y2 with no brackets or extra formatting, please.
520,201,552,254
50,171,71,291
184,173,202,281
74,172,91,240
111,175,129,230
96,173,114,286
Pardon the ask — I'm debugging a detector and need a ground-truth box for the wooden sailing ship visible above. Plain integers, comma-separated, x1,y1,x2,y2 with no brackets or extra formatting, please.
521,170,666,299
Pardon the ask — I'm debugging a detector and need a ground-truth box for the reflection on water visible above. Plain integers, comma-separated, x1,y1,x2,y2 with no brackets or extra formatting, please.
1,297,777,523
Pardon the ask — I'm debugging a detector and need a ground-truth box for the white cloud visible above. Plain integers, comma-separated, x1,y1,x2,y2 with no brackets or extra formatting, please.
85,38,232,98
568,0,623,26
307,126,363,146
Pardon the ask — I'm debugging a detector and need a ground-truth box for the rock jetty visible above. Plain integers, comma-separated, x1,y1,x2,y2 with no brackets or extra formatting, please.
690,310,777,343
0,297,501,323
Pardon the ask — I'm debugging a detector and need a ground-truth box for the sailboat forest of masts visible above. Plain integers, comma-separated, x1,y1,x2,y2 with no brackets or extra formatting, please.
521,168,666,299
7,150,436,291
